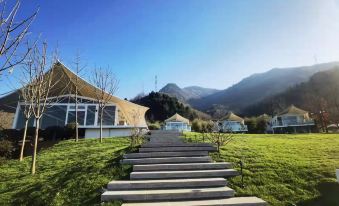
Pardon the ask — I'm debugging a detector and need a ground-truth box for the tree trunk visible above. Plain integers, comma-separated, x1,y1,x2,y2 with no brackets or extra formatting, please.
75,92,79,142
19,120,29,161
100,109,103,143
31,118,39,175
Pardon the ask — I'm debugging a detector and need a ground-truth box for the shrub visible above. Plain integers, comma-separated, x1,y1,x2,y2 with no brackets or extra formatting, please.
0,139,13,158
148,122,161,130
192,119,214,133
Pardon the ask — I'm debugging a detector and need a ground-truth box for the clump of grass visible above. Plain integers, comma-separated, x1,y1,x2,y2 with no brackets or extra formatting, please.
0,137,133,206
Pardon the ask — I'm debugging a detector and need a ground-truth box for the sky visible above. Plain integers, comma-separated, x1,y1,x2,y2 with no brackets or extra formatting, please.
2,0,339,99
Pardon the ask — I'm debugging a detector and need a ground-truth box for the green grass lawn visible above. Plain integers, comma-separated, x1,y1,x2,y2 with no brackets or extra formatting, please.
184,133,339,206
1,134,338,206
0,137,133,206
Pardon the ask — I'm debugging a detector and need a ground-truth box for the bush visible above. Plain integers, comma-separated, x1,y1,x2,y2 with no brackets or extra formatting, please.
192,119,214,133
0,139,13,158
148,122,161,130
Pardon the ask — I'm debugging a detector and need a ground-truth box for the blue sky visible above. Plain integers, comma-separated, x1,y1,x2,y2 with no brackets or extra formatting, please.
2,0,339,99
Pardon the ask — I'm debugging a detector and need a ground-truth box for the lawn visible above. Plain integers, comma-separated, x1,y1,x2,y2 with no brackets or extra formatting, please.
1,134,338,206
0,137,133,206
184,133,339,206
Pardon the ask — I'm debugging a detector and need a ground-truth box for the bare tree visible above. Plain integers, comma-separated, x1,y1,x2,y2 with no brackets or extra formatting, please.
91,67,118,142
71,52,85,142
0,1,38,76
18,82,34,161
208,121,233,153
24,42,60,174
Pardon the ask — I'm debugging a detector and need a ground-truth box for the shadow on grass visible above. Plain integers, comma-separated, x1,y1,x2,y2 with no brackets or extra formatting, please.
298,181,339,206
11,146,135,206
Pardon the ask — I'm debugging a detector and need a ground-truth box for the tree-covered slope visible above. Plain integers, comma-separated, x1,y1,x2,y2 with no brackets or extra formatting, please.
189,62,339,116
132,92,210,122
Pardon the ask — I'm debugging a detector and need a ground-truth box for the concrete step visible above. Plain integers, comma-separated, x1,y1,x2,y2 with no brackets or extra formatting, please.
124,151,208,159
130,169,239,180
141,143,213,148
101,186,234,202
107,178,227,190
133,162,232,171
122,197,267,206
139,146,217,153
122,156,212,165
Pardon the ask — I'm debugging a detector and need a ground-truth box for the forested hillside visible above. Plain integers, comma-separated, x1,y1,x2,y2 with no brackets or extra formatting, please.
189,62,339,116
132,92,210,122
243,67,339,126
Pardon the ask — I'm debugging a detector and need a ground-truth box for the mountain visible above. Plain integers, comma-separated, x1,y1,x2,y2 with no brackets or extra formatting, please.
189,62,339,116
159,83,219,102
242,67,339,122
132,92,211,122
159,83,188,102
183,86,220,99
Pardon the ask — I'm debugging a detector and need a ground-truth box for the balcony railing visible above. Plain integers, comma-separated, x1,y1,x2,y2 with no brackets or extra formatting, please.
272,120,315,127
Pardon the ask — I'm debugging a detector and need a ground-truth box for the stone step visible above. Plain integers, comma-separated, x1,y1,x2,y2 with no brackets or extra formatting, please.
101,186,234,202
130,169,239,180
122,156,212,165
124,151,208,159
139,146,217,153
133,162,232,171
107,178,227,190
121,197,267,206
141,143,213,148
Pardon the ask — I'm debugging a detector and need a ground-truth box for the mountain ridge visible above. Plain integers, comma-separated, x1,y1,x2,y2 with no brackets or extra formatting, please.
188,61,339,116
159,83,219,102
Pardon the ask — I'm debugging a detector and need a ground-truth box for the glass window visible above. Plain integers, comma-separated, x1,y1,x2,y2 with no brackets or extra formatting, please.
40,105,67,129
86,106,96,126
67,110,85,126
15,105,35,129
98,106,116,126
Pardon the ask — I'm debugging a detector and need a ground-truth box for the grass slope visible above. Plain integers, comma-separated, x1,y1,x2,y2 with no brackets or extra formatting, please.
184,133,339,206
0,138,133,206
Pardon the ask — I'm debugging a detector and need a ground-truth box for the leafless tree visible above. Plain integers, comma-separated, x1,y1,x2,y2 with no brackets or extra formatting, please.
23,42,60,174
0,1,38,76
91,67,118,142
71,51,86,142
18,80,34,161
208,121,233,153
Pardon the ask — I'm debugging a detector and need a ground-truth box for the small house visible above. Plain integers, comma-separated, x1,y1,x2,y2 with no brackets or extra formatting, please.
220,112,248,133
164,113,191,132
270,105,315,133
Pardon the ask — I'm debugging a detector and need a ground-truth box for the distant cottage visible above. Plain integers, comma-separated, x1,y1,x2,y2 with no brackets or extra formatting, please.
270,105,315,133
164,113,191,132
220,112,248,133
0,62,149,138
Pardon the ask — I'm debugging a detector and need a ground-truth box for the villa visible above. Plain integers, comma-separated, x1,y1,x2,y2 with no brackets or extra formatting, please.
164,113,191,132
270,105,315,133
220,112,248,133
0,62,149,138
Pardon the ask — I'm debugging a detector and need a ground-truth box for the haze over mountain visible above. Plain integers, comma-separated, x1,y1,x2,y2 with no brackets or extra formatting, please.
243,67,339,120
188,62,339,116
159,83,219,102
188,62,339,115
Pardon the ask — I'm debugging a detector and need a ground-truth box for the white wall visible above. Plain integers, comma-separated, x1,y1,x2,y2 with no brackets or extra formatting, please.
85,128,133,138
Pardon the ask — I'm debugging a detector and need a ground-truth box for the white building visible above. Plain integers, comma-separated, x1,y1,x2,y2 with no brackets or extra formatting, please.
270,105,315,133
0,62,149,138
220,112,248,133
164,113,191,132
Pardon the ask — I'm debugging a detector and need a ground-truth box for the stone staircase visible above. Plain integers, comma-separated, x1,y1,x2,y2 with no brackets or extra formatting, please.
101,130,267,205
